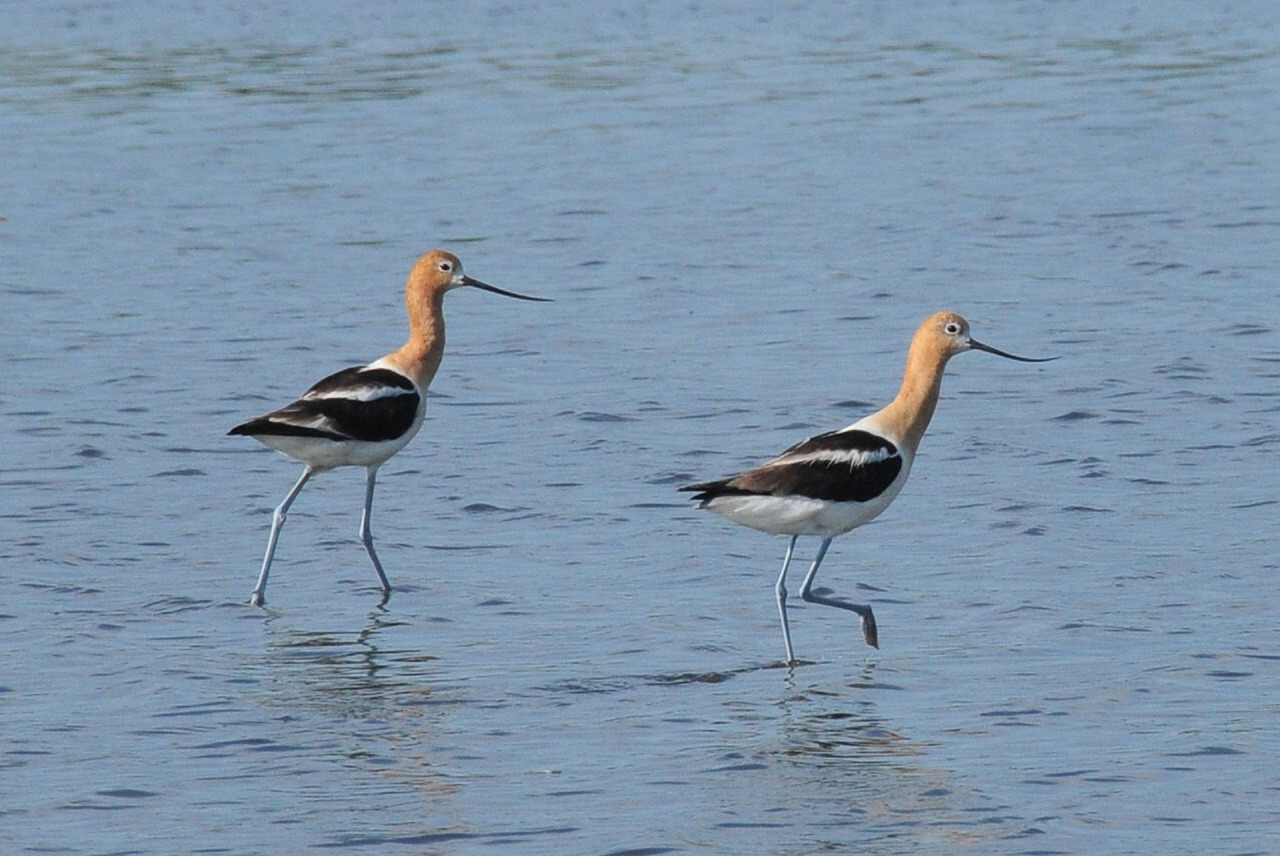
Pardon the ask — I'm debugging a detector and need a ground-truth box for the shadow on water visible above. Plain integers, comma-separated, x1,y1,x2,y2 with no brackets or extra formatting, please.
531,660,803,694
314,827,583,851
534,651,899,694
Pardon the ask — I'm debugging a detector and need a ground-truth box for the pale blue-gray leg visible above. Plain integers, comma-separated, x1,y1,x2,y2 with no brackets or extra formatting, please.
797,537,879,648
774,535,800,664
358,465,392,594
251,467,313,606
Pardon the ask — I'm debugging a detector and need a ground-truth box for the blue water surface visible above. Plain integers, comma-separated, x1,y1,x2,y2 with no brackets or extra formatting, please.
2,1,1278,853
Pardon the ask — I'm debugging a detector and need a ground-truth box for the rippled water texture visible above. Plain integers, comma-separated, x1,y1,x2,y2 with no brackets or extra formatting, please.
3,1,1279,853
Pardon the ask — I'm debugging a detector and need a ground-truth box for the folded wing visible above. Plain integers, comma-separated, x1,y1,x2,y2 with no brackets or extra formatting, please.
229,367,421,443
682,428,903,504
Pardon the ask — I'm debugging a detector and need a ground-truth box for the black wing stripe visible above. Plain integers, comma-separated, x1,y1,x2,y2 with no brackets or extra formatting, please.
295,391,420,442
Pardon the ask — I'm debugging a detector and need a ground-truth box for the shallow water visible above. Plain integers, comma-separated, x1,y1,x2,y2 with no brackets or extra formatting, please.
3,1,1280,853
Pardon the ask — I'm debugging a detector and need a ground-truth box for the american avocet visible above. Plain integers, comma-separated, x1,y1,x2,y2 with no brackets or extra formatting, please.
681,311,1054,664
230,249,549,606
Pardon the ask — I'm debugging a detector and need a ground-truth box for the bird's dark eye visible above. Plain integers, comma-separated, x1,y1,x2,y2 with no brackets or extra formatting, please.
944,322,962,335
439,261,453,272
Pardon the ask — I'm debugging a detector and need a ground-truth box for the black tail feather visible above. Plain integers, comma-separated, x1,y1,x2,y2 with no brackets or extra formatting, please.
679,479,755,504
228,418,346,441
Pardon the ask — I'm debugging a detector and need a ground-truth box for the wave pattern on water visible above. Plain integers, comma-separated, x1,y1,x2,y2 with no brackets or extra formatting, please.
3,1,1280,853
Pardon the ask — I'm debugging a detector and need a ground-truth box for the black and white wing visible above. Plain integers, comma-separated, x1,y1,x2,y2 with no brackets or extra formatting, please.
682,428,903,504
229,366,421,443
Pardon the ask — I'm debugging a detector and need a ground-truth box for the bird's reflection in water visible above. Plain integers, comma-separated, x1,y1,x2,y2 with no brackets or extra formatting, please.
764,660,1008,848
262,605,448,716
258,605,459,803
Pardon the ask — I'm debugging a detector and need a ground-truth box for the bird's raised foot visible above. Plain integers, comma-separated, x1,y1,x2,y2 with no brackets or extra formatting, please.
860,608,879,649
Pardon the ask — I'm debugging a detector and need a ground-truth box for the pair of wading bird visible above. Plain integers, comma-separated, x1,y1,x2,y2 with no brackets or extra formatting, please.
230,249,1054,664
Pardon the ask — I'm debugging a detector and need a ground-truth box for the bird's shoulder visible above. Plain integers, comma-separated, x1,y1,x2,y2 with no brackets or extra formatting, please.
302,364,417,401
771,426,900,464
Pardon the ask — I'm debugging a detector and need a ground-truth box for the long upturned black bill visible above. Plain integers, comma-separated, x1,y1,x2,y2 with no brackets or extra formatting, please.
969,339,1058,362
464,276,552,301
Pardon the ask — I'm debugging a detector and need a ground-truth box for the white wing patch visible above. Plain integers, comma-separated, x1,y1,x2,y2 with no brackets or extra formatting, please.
303,381,416,403
772,445,897,470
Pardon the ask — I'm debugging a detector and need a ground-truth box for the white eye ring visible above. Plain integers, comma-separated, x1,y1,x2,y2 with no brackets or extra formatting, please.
944,322,962,335
439,261,453,272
